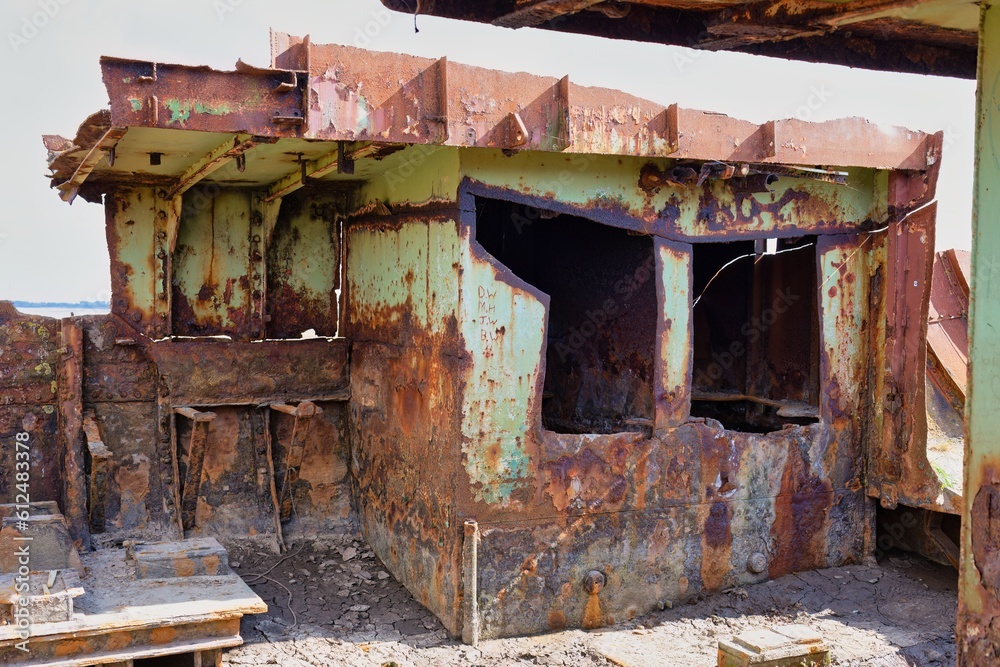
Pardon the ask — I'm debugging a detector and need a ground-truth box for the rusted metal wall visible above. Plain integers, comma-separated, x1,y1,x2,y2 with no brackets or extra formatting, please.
345,212,466,635
266,188,342,339
172,189,254,339
8,179,351,549
959,1,1000,662
31,36,954,644
338,143,898,638
80,314,177,543
0,304,63,510
453,220,880,638
270,401,351,536
869,203,962,514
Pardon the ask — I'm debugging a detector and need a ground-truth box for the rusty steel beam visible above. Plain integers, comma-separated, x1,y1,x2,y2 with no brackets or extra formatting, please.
272,402,321,522
380,1,976,78
83,413,111,535
57,42,934,174
150,339,350,406
263,148,341,203
57,318,89,551
174,410,216,532
56,126,127,203
101,57,306,137
700,0,927,50
166,134,261,199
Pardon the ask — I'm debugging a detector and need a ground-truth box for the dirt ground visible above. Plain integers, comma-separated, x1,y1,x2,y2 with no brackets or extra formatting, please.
223,533,956,667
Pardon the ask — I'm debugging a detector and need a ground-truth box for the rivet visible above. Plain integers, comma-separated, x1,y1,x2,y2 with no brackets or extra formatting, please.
747,552,767,574
583,570,605,595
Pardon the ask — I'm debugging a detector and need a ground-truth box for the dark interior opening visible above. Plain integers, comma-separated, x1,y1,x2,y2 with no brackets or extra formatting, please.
691,237,820,433
475,198,656,435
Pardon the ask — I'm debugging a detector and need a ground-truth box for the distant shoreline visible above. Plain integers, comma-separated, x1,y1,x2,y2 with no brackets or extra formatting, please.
10,301,110,309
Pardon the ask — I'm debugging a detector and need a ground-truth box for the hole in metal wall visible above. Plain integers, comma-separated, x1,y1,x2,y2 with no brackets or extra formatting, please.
691,237,820,433
475,197,656,435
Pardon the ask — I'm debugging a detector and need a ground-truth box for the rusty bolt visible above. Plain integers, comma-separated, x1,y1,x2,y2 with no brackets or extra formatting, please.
747,552,767,574
252,234,261,243
158,230,167,238
130,312,142,322
583,570,605,595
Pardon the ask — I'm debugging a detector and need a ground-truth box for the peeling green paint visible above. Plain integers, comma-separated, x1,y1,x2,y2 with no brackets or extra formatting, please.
460,232,543,505
165,99,191,125
194,101,232,115
163,99,233,125
129,98,143,112
961,0,1000,627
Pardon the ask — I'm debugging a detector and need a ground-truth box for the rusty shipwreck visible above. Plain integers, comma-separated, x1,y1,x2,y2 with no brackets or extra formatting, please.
0,32,966,653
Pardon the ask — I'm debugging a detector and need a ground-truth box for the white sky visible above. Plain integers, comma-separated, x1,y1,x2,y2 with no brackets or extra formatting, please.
0,0,976,302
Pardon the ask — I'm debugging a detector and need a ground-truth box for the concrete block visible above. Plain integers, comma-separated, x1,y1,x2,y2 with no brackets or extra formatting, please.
719,624,830,666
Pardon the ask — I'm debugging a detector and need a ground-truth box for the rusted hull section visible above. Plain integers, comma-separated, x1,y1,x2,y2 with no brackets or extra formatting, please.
474,424,867,637
23,36,956,647
345,212,466,635
343,176,889,637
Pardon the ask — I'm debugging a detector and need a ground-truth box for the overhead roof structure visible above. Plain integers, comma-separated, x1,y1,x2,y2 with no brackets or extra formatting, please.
381,0,980,78
46,36,941,205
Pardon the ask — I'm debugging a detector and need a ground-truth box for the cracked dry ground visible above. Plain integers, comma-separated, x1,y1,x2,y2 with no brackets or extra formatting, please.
224,535,956,667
